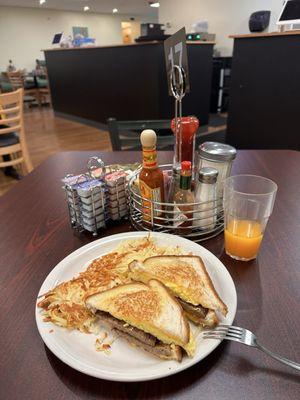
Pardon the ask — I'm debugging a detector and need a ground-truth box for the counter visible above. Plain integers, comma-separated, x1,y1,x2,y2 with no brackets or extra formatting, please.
227,31,300,150
44,41,215,127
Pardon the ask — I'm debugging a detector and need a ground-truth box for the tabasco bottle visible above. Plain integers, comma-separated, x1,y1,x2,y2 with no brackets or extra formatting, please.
139,130,165,224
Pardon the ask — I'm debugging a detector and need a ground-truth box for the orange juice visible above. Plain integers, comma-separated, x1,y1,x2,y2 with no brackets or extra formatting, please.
224,219,263,260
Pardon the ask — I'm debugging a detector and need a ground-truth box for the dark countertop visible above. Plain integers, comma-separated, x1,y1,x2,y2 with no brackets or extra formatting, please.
230,30,300,39
43,40,215,52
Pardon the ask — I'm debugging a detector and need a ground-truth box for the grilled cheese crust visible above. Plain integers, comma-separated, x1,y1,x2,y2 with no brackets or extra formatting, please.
129,255,228,317
86,280,190,350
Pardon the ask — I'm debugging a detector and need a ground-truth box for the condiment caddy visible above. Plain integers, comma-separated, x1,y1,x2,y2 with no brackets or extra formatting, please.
128,162,225,243
127,130,232,242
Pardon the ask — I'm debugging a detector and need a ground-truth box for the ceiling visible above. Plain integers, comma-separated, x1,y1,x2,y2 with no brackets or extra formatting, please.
0,0,159,17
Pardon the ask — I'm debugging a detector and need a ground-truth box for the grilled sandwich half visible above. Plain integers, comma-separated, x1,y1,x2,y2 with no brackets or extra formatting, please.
129,255,227,327
86,279,194,361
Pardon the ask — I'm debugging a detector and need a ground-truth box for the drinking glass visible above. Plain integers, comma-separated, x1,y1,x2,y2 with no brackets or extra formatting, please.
223,175,277,261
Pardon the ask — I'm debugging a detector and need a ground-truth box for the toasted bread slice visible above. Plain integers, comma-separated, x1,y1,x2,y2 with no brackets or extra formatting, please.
129,255,228,316
86,279,190,350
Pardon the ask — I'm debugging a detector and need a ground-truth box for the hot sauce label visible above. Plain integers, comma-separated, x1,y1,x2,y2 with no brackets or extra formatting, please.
142,149,157,169
139,180,163,220
173,204,188,227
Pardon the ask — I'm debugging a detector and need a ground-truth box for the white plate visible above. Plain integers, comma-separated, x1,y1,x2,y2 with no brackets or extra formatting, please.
36,232,237,382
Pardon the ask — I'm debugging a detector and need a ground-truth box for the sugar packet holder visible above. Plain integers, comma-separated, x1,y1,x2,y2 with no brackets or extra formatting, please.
61,172,103,227
62,160,129,235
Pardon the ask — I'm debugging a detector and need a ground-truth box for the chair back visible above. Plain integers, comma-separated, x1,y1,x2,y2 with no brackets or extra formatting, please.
107,118,174,151
6,71,25,91
0,89,24,139
107,117,226,152
0,88,33,173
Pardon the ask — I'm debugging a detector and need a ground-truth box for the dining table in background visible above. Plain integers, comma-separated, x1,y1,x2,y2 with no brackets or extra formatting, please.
0,150,299,400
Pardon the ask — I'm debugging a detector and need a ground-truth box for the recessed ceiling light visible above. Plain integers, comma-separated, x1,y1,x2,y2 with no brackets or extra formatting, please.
39,0,46,5
149,2,160,7
83,6,90,12
112,8,118,13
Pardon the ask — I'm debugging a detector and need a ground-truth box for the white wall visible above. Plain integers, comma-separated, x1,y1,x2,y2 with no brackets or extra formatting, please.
159,0,284,55
0,6,158,71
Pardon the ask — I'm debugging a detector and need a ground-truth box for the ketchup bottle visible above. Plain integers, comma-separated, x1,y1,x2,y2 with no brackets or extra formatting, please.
171,116,199,171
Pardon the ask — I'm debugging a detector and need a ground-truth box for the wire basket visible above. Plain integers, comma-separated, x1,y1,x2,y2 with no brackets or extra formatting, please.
128,164,224,242
63,173,128,236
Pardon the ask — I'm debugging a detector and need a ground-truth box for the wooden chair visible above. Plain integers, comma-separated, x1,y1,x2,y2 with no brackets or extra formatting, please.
37,68,52,107
6,71,41,107
107,118,174,151
0,89,33,174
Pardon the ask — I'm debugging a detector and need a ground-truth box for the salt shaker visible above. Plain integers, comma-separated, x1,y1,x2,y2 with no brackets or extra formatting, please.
197,142,236,199
194,167,218,231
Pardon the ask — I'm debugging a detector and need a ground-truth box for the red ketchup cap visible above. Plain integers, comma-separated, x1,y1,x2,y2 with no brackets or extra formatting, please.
181,161,191,171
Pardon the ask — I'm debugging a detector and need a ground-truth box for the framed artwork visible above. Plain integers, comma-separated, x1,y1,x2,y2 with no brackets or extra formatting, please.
72,26,89,38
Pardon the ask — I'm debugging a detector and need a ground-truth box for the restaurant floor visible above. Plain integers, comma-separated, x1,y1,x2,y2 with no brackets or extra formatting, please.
0,107,226,196
0,107,111,196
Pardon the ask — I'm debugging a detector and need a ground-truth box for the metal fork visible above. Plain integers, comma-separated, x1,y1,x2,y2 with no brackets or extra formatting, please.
203,325,300,371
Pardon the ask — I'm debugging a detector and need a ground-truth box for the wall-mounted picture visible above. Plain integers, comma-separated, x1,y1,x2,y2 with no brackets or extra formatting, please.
72,26,89,38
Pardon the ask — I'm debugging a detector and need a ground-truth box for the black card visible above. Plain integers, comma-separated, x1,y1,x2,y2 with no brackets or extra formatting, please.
164,27,190,96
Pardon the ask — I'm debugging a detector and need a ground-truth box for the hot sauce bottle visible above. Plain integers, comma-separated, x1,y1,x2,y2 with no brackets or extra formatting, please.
174,161,195,235
139,130,165,224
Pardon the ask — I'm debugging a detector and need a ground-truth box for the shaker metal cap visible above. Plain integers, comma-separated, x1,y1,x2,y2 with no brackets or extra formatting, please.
199,142,237,162
198,167,218,184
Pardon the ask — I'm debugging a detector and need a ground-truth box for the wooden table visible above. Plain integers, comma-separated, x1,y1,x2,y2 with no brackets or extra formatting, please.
0,150,299,400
